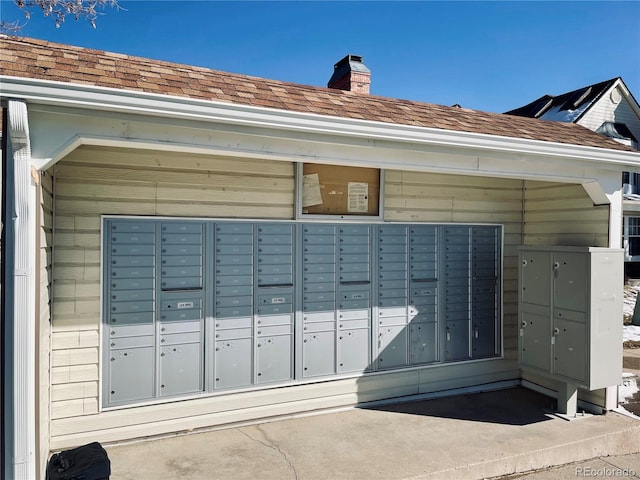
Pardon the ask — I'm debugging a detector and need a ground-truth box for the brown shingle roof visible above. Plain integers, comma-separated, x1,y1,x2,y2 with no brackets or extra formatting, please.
0,35,634,153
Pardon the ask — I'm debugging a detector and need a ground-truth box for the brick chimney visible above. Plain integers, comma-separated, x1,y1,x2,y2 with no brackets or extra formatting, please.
327,54,371,94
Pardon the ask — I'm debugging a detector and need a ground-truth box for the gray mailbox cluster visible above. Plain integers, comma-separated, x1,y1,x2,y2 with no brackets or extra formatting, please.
104,219,502,407
518,246,622,397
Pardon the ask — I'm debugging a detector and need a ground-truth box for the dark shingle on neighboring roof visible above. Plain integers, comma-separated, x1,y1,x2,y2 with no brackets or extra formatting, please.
0,36,634,153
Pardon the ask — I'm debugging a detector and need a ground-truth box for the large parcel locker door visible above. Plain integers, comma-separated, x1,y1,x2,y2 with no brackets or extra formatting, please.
442,226,471,361
104,220,156,406
301,224,337,378
213,223,254,389
255,223,294,384
158,222,205,397
376,225,408,370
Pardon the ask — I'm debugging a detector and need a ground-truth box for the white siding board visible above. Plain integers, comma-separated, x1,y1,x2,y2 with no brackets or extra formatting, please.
578,89,640,144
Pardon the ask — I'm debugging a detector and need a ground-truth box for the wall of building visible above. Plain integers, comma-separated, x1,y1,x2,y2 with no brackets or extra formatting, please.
45,145,615,449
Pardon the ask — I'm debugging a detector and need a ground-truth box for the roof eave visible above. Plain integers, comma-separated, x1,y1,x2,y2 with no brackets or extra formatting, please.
2,75,639,169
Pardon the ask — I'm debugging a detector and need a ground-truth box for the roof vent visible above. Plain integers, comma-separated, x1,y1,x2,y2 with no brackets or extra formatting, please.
328,54,371,94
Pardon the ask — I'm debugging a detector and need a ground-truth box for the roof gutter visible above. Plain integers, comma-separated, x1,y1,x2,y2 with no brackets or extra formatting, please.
2,76,640,169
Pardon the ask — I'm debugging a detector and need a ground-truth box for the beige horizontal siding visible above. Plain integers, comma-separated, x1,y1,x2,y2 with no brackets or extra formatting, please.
49,146,296,426
523,181,609,247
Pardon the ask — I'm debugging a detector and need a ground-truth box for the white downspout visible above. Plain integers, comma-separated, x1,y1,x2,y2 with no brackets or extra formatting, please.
5,99,36,479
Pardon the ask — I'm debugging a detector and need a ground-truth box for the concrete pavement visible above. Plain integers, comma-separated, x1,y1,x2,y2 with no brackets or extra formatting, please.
104,387,640,480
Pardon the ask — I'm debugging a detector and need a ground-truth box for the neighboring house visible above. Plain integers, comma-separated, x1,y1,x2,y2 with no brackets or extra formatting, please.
2,36,639,479
506,78,640,275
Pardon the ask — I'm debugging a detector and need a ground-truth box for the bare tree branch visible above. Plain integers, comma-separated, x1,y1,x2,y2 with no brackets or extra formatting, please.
1,0,121,33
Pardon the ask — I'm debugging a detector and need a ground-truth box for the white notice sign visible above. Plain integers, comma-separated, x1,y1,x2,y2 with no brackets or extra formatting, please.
303,173,323,207
348,182,368,213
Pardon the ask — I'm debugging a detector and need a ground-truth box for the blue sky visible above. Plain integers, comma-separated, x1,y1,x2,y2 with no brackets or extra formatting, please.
2,1,639,113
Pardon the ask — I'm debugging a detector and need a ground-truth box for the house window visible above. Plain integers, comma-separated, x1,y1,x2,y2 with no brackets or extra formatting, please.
297,163,382,218
626,217,640,257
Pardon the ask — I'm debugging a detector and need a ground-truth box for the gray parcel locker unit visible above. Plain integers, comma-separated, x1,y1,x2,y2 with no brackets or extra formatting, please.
104,219,502,408
518,246,623,414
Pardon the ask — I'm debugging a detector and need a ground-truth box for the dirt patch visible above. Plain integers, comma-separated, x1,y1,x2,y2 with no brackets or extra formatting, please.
624,340,640,349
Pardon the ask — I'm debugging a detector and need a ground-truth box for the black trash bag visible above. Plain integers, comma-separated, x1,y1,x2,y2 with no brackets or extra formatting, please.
46,441,111,480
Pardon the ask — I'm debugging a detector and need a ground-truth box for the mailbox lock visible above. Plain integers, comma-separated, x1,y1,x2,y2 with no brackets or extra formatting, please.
553,327,560,335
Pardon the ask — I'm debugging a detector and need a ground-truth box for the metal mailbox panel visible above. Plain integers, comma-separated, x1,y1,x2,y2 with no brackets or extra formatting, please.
339,318,369,329
111,300,154,314
410,285,437,297
258,254,293,265
409,311,437,324
303,272,335,283
257,325,292,337
303,263,335,274
303,243,335,255
520,250,551,306
161,266,202,278
162,244,202,256
303,321,335,333
161,255,202,267
380,253,407,263
378,325,408,369
256,304,293,316
338,306,369,321
111,255,154,267
303,301,336,312
160,307,202,322
108,346,155,404
472,319,496,358
215,266,253,277
378,262,407,272
215,327,253,341
108,323,155,338
304,254,336,264
215,244,252,256
553,309,585,323
110,289,154,303
110,222,155,233
378,243,407,254
216,285,252,297
258,235,292,246
258,264,293,276
160,319,201,334
378,315,407,327
161,276,202,290
160,332,201,345
341,254,369,264
339,243,370,254
215,338,253,389
378,225,407,235
379,279,407,290
304,234,335,246
520,303,551,371
161,233,202,245
303,331,336,377
110,232,155,245
111,266,155,279
258,293,293,305
339,272,370,282
110,278,153,291
303,224,336,235
303,282,334,292
340,225,369,235
216,234,253,245
444,321,470,361
303,311,335,322
257,224,293,235
409,322,437,365
109,335,154,349
378,288,406,299
214,275,253,287
379,307,407,317
378,297,408,308
338,329,370,373
258,244,293,255
215,306,253,318
256,335,292,383
216,317,253,329
110,244,155,256
303,292,335,303
109,311,153,326
256,314,292,326
257,274,293,286
378,270,407,281
216,223,253,234
553,252,587,312
160,343,203,396
553,318,586,382
216,255,253,266
161,223,203,234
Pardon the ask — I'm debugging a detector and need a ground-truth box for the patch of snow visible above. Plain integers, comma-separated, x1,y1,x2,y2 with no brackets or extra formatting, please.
619,373,638,403
623,285,640,319
624,325,640,342
539,103,590,122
